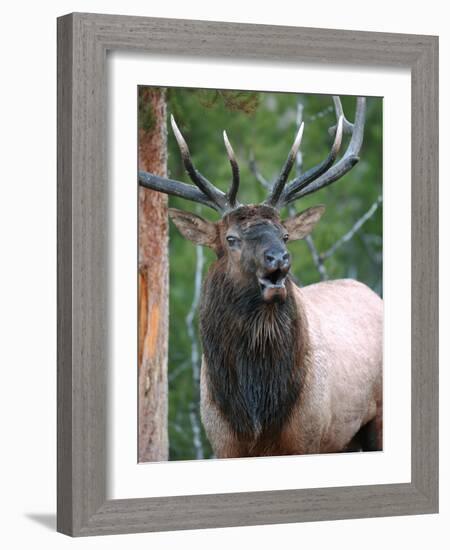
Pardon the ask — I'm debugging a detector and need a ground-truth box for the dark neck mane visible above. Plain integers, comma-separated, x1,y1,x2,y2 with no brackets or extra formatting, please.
200,264,307,443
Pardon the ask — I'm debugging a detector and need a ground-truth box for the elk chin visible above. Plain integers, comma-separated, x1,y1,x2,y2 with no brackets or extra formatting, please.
258,271,288,304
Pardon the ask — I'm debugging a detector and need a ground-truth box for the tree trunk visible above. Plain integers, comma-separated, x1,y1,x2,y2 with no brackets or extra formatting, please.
138,88,169,462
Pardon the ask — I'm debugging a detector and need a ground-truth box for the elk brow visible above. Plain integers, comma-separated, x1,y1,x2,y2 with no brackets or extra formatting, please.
241,222,280,240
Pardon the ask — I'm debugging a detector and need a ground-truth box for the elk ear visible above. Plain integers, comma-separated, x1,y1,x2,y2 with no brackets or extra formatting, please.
168,208,218,248
283,205,325,241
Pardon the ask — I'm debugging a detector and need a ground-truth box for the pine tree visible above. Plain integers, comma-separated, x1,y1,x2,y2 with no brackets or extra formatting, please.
138,87,169,461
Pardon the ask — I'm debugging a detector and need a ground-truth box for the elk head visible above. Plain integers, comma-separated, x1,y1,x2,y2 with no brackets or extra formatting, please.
139,97,366,304
168,204,326,303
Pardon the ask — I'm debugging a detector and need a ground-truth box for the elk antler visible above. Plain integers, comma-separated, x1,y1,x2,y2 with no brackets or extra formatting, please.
265,96,366,208
266,122,305,206
223,130,240,208
139,115,240,214
139,97,366,215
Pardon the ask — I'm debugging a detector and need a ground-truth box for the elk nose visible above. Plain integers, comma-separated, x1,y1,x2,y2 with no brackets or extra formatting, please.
264,249,290,271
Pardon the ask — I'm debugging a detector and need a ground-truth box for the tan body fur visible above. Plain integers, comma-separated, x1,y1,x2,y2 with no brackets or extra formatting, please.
200,279,383,458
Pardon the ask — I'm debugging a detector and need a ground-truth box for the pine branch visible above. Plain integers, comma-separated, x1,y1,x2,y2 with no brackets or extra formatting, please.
305,235,328,280
321,196,382,261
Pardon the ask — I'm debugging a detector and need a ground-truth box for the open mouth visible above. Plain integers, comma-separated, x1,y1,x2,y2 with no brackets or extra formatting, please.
258,269,288,302
258,268,286,289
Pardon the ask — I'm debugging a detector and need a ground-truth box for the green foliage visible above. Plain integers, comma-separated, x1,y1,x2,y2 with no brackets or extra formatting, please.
197,90,260,114
142,88,383,461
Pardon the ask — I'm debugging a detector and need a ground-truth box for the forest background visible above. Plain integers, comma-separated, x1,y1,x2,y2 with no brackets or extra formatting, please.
138,88,383,461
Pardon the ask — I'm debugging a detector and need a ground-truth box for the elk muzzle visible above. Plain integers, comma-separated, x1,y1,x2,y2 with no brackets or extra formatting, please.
258,246,291,303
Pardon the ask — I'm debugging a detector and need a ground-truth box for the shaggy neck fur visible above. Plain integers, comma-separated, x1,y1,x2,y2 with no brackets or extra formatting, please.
200,263,308,445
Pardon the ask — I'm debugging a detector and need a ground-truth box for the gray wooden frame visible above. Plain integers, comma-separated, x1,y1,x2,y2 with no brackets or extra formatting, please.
57,12,438,537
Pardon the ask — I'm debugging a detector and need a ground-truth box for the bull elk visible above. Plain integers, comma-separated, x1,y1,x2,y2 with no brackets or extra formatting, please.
139,96,383,458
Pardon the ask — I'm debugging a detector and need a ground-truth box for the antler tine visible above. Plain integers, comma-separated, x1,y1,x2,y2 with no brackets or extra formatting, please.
281,97,366,205
280,115,344,205
266,122,304,206
329,96,354,136
138,171,221,211
223,130,240,208
170,115,227,209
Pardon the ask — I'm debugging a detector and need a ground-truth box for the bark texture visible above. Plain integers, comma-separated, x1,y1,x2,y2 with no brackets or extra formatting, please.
138,88,169,462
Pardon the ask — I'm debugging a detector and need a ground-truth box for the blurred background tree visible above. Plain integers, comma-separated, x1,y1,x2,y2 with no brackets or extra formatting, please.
139,87,383,461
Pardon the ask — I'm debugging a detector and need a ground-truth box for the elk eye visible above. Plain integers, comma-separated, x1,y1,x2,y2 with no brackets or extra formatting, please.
283,234,289,242
226,236,240,246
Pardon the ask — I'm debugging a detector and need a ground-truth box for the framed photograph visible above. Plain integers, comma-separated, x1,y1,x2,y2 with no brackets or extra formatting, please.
57,13,438,536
